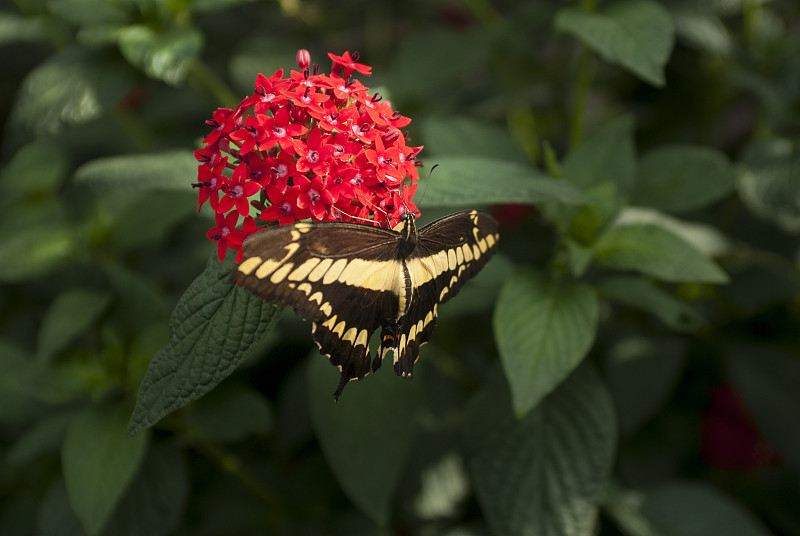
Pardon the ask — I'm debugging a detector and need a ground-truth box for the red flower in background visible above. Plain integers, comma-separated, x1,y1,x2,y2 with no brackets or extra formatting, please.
195,49,422,260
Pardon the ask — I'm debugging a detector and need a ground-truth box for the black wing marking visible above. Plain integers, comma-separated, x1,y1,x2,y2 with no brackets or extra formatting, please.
234,221,402,399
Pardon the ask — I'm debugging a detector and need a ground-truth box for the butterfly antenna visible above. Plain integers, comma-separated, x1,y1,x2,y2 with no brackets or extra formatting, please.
415,163,436,211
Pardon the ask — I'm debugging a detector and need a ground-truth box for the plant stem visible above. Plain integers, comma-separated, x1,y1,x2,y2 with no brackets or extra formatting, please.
569,0,596,149
188,59,241,109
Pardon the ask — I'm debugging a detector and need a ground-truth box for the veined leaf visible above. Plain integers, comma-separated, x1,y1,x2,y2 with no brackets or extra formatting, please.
494,268,598,416
423,156,585,207
308,352,419,526
62,405,149,536
37,289,111,363
74,150,197,193
561,115,637,195
127,256,280,435
117,25,203,86
593,222,728,283
556,0,675,87
465,365,617,536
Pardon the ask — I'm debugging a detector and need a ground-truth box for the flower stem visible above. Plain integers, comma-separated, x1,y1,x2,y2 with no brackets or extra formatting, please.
187,58,241,108
569,0,596,149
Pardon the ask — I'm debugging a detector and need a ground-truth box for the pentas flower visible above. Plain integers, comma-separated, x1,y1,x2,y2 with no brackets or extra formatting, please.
195,49,423,261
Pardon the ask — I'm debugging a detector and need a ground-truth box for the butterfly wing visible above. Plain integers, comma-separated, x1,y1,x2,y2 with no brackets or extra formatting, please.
387,210,500,377
234,221,402,399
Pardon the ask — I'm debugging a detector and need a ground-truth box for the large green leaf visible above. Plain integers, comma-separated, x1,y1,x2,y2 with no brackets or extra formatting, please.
10,47,136,135
593,222,728,283
102,444,188,536
422,156,585,207
465,365,617,536
0,341,69,424
739,137,800,233
0,224,81,283
308,352,420,526
494,268,598,416
117,25,204,86
555,0,675,87
37,288,111,362
40,445,187,536
62,405,149,536
127,256,280,435
561,115,637,194
0,12,47,46
641,482,774,536
74,150,197,193
634,144,738,213
728,348,800,473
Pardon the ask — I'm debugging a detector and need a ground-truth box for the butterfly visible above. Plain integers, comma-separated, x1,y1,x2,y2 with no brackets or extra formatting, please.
233,209,499,400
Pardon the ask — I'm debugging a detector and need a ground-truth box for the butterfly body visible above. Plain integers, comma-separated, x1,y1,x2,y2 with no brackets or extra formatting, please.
234,209,499,400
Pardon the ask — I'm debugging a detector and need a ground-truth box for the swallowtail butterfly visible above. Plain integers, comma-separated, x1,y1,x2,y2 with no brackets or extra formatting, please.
234,209,499,400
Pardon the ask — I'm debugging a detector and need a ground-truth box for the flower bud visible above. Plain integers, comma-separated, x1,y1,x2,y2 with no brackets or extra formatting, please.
296,49,311,70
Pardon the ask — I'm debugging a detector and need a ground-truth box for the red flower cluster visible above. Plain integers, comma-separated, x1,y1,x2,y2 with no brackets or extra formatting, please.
195,50,423,261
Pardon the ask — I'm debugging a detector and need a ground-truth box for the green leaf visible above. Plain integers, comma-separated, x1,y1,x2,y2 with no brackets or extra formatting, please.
561,115,637,194
593,223,728,283
0,341,58,424
728,348,800,473
308,352,419,526
739,138,800,232
604,335,687,434
555,0,675,87
0,12,47,46
422,117,529,164
422,156,586,208
494,268,598,416
10,47,136,135
37,479,89,536
106,264,169,336
48,0,129,26
633,144,738,213
598,276,702,331
37,289,111,362
413,453,470,520
671,7,732,55
0,140,69,196
7,411,73,466
641,482,774,536
127,256,280,435
102,444,188,536
62,405,149,536
117,25,204,85
74,150,198,193
185,385,273,443
567,181,620,245
0,224,80,283
465,364,617,536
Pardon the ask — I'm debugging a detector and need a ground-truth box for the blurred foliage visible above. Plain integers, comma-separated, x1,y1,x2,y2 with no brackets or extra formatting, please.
1,0,799,535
